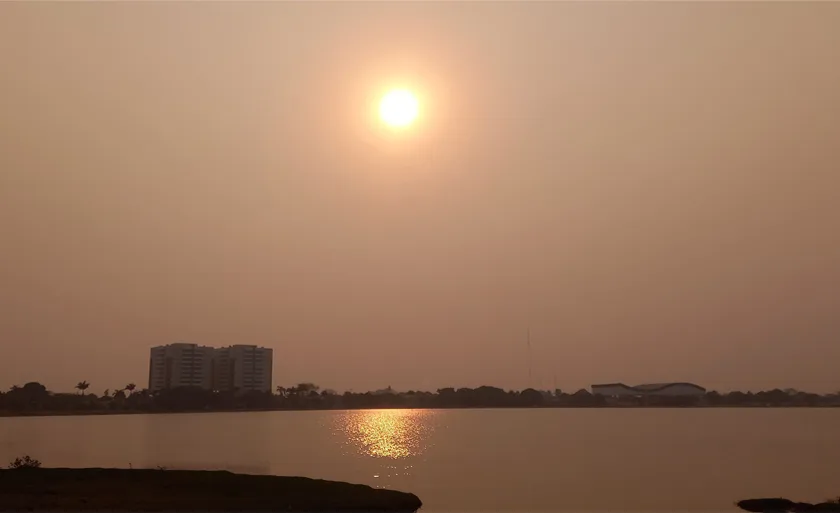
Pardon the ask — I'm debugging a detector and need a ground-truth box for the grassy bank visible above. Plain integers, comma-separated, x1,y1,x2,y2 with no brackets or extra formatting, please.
0,467,423,512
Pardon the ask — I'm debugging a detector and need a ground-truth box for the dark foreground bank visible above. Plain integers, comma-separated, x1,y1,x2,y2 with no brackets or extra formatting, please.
0,467,423,512
738,498,840,512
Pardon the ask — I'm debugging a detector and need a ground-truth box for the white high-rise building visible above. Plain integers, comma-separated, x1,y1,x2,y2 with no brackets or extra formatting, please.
213,345,273,393
148,343,273,393
148,343,215,392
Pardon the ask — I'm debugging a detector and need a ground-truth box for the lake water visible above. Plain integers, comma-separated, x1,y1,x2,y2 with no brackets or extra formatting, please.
1,409,839,512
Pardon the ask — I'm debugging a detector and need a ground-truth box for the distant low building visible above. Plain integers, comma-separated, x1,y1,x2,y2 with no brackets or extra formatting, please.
591,382,706,397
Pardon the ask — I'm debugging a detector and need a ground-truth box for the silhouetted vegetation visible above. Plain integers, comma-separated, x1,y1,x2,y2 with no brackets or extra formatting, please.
75,381,89,395
0,382,837,416
8,455,41,469
0,466,422,512
738,497,840,512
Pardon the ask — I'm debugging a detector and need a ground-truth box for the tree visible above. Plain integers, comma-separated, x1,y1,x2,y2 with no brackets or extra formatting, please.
8,455,41,469
124,383,136,396
275,386,287,397
296,383,320,395
474,386,508,407
7,383,49,410
705,391,723,406
284,383,319,399
519,388,544,406
725,391,750,406
76,381,90,395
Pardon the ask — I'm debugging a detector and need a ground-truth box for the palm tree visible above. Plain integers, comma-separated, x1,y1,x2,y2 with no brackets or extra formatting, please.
124,383,136,396
276,386,287,397
76,381,90,395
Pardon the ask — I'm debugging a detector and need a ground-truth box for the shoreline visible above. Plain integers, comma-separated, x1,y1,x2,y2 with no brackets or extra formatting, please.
2,404,838,419
0,467,422,512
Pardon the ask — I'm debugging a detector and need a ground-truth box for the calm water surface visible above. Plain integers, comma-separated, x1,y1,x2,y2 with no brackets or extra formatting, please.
2,409,839,511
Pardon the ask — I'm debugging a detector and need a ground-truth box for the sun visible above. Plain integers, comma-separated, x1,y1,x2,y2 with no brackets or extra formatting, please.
379,89,419,128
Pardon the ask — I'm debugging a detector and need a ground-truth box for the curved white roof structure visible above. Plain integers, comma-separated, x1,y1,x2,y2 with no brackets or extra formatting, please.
591,382,706,397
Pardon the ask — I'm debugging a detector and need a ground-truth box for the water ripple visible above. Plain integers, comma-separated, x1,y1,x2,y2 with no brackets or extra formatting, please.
333,409,437,459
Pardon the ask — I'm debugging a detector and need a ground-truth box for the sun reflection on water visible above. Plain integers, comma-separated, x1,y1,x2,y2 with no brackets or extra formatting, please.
336,409,436,459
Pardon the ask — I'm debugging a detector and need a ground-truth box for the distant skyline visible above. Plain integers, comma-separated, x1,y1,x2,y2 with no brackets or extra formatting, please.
2,2,839,394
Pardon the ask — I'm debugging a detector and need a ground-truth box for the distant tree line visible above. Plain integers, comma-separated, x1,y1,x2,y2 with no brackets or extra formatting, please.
1,382,838,415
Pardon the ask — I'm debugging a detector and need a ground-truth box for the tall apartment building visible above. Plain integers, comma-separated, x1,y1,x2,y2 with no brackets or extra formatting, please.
148,343,273,393
148,343,215,392
213,345,273,393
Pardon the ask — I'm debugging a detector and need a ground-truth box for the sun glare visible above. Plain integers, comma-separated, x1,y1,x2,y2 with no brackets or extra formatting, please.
379,89,419,128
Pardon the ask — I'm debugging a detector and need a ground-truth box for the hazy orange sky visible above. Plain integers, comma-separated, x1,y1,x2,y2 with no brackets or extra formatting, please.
2,2,839,394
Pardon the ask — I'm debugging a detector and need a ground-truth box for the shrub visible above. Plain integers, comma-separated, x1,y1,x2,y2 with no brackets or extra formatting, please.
8,455,41,469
